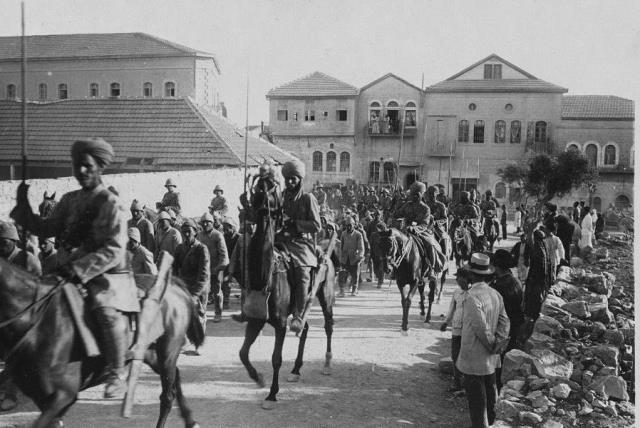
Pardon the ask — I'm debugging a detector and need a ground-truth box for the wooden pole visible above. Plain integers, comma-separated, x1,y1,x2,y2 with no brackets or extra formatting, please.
396,107,405,188
457,147,464,202
20,2,28,267
242,71,249,291
448,140,453,197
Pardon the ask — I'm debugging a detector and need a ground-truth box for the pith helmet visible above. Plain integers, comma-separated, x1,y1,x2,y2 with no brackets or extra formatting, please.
201,212,214,223
130,200,144,211
213,185,224,194
158,211,171,221
165,178,176,187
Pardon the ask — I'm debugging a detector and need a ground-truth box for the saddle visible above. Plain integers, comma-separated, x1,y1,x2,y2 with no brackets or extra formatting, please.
62,253,174,359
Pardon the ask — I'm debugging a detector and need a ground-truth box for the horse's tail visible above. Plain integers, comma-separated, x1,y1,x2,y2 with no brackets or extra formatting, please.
187,306,205,349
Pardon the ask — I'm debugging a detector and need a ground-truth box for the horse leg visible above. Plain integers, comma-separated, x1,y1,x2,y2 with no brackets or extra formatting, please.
262,324,286,410
425,277,436,323
156,343,179,428
174,368,199,428
33,389,77,428
417,282,426,316
288,321,310,382
398,283,410,334
239,318,267,388
318,288,334,375
437,269,447,303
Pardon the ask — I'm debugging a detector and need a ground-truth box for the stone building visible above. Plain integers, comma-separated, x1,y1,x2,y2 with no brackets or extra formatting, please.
266,72,359,187
0,33,223,111
266,54,634,207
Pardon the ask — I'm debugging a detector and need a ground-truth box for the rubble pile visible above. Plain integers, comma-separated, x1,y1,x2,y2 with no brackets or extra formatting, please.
494,234,635,427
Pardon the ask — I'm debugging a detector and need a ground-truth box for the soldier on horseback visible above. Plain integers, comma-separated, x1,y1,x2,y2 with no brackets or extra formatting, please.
11,138,139,398
451,190,482,245
480,189,501,249
279,159,322,333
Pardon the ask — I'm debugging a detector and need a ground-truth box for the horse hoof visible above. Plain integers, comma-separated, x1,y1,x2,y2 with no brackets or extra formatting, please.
188,423,200,428
322,366,332,376
262,399,277,410
420,310,426,316
424,317,431,323
401,330,409,336
287,373,301,382
256,373,266,388
53,419,64,428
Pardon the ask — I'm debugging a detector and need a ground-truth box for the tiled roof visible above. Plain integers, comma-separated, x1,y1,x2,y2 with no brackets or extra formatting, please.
0,33,217,64
561,95,634,120
267,71,359,98
360,73,423,93
425,79,567,93
0,98,291,168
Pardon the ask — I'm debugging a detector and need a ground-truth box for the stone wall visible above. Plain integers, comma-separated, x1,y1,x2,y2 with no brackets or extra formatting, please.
0,167,266,221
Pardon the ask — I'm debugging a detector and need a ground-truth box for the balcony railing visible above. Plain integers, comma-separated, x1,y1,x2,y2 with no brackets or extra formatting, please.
526,140,553,155
425,140,457,157
367,124,416,137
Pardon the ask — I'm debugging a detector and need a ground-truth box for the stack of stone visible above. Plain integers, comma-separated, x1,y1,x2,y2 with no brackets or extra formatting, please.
493,265,635,427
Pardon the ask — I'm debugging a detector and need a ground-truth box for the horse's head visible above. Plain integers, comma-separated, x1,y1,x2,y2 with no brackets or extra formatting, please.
251,176,280,218
38,191,58,218
375,228,398,275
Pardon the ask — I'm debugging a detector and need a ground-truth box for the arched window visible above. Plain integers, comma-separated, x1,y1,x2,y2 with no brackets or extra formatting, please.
164,82,176,97
534,121,547,143
473,120,485,143
89,83,99,98
326,151,337,172
495,182,506,199
567,143,580,153
615,194,630,210
340,152,350,172
38,83,47,100
510,120,521,144
458,120,469,142
383,161,395,183
604,145,616,165
6,84,16,99
585,144,598,167
494,120,506,144
143,82,153,97
110,82,121,97
405,101,417,127
386,101,400,133
312,151,323,172
58,84,68,99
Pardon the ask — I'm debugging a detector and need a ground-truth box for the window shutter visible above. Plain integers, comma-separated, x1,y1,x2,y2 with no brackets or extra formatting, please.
525,121,534,151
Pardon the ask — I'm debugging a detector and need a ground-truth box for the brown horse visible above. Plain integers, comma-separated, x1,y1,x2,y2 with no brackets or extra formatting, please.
238,174,335,409
0,259,204,428
374,227,441,333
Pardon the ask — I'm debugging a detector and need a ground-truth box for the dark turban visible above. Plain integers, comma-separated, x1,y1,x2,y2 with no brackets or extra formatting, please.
71,138,114,167
282,159,306,179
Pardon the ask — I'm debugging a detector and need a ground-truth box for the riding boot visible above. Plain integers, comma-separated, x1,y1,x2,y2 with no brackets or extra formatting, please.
94,306,127,399
290,267,310,333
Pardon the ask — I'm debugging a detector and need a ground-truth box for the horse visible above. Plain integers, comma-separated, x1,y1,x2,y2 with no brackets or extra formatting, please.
238,174,336,410
374,227,443,333
0,259,204,428
38,191,57,218
481,213,499,252
450,217,484,269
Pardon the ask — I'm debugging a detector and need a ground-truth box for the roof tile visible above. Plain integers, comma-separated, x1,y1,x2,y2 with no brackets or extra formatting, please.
561,95,634,120
267,71,358,97
425,79,567,93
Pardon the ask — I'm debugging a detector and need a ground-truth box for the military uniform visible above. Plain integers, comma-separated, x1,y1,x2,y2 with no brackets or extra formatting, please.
173,237,210,330
155,225,182,262
161,191,181,215
197,227,229,317
127,216,155,254
38,247,57,275
209,195,229,215
129,244,157,275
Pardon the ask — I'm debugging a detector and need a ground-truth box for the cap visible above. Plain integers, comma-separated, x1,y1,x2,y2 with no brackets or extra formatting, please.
127,227,141,242
201,212,214,223
158,211,171,221
181,218,198,231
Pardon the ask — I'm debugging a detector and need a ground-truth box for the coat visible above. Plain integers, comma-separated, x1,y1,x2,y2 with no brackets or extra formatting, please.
197,228,229,273
38,249,58,275
155,226,182,261
209,196,229,214
13,184,138,312
173,240,210,297
281,189,321,268
339,229,364,266
490,272,524,343
129,244,158,275
128,216,155,254
161,191,181,214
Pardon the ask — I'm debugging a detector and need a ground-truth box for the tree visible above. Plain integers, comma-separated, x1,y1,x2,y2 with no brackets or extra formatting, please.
497,151,597,208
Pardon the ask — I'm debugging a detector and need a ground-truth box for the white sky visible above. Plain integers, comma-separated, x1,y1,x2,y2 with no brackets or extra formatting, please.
2,0,639,128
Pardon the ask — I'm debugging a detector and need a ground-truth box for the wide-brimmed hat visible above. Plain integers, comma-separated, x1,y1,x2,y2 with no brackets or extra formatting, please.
462,253,495,275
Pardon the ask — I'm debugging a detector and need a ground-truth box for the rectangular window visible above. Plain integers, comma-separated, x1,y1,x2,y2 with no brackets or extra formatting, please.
369,161,380,182
458,120,469,143
323,111,329,119
494,120,506,144
473,120,485,143
292,112,298,121
304,110,315,121
510,121,521,144
277,109,288,121
336,110,348,121
483,64,502,79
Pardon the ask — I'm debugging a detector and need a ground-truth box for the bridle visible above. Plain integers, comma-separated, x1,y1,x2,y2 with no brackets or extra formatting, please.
386,230,413,269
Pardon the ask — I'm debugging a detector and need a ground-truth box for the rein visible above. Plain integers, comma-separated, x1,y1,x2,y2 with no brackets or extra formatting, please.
389,231,413,269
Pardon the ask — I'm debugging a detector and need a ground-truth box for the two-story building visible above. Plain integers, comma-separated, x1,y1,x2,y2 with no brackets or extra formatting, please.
0,32,223,111
266,72,359,187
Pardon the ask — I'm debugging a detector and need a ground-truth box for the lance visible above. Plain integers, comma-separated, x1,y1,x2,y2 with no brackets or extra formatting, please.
20,1,28,267
242,72,249,290
396,106,405,188
464,159,469,195
448,140,452,197
457,147,464,202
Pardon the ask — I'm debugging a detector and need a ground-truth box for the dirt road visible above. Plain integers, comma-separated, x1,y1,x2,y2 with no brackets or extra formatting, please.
0,239,523,428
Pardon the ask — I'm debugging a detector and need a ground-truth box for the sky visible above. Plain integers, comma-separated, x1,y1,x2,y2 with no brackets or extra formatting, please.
2,0,640,128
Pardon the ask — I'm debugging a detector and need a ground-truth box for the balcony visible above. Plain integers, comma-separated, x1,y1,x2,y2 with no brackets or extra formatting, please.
598,163,634,175
367,124,416,138
425,140,457,157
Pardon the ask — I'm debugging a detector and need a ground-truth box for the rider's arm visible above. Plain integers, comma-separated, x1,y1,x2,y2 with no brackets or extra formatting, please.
294,194,321,234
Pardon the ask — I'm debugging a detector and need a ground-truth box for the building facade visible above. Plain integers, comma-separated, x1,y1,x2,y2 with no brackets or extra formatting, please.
0,33,223,111
266,54,634,207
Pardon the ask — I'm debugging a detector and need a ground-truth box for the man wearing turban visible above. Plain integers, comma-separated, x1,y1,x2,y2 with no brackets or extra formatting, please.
11,137,139,399
279,159,321,333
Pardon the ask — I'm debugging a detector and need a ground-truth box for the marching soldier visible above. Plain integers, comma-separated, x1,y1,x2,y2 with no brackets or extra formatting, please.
11,137,139,398
209,185,229,215
127,227,157,275
38,236,58,275
0,221,41,276
160,178,181,215
154,210,182,262
198,212,229,322
128,200,155,254
279,159,321,333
